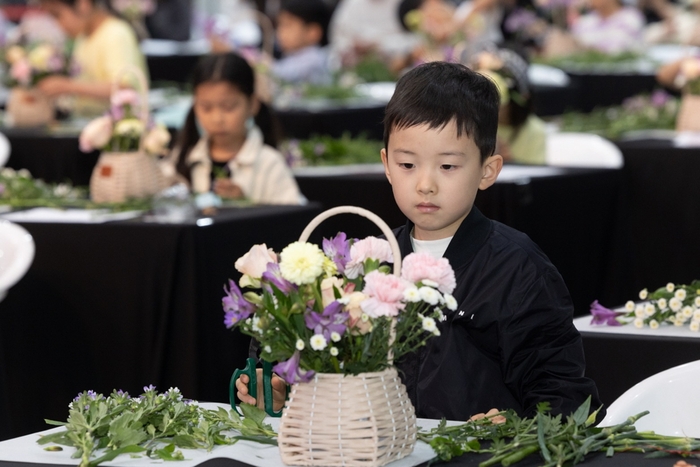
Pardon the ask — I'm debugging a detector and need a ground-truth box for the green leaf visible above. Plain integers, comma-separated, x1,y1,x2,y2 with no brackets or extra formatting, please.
572,396,592,426
239,403,266,427
86,445,145,467
153,443,185,461
537,412,552,463
172,434,204,449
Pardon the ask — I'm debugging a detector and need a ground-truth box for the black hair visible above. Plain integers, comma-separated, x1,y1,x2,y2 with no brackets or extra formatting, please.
383,61,500,162
495,44,533,138
174,52,280,181
398,0,424,32
279,0,331,47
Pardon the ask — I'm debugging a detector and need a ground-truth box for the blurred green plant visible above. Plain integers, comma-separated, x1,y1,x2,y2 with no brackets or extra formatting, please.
280,133,384,167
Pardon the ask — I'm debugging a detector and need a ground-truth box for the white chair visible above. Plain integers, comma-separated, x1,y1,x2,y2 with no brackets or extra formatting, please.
0,220,35,302
546,132,624,169
0,132,10,168
599,359,700,437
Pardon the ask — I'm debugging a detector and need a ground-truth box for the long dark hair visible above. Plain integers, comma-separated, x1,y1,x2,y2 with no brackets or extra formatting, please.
174,52,280,181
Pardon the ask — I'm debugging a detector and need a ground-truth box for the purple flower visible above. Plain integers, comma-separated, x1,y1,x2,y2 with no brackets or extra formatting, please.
304,301,349,340
504,8,538,34
262,262,296,294
313,143,326,156
323,232,352,273
650,89,670,108
273,351,315,384
143,384,156,392
590,300,623,326
223,279,255,328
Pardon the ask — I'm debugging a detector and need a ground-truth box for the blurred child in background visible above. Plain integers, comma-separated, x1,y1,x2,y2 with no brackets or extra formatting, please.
167,52,304,205
36,0,147,116
272,0,332,85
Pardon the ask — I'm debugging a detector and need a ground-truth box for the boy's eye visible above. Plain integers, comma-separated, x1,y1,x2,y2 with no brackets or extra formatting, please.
441,164,456,170
398,163,414,169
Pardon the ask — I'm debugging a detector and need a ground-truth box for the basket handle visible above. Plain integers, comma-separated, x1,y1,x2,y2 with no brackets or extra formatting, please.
298,206,402,276
110,64,150,150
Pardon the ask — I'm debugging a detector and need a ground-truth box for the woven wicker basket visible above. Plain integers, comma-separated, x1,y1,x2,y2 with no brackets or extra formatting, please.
6,87,54,127
277,206,417,467
89,66,166,203
676,94,700,133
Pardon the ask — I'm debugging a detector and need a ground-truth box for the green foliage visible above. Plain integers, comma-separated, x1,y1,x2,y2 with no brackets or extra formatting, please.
37,387,276,467
418,396,700,466
534,50,648,71
351,53,397,83
281,133,383,166
557,91,678,140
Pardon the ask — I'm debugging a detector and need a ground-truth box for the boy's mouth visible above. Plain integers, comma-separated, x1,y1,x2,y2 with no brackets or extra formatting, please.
416,202,439,213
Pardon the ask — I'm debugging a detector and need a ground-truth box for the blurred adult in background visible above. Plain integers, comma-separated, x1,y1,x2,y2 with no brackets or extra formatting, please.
272,0,332,84
36,0,148,117
569,0,645,53
329,0,420,66
475,47,546,164
643,0,700,46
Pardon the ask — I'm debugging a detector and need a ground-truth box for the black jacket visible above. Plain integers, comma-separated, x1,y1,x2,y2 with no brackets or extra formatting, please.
394,207,602,420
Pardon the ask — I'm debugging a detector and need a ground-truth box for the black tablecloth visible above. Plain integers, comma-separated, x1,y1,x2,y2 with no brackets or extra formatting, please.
611,139,700,299
275,103,386,140
0,204,322,441
580,330,700,408
295,166,623,316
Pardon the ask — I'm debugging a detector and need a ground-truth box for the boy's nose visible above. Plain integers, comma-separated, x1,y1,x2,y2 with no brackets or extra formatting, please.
416,171,437,194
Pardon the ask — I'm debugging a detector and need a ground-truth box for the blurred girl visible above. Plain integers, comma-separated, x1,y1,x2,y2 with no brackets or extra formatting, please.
36,0,147,116
168,52,304,205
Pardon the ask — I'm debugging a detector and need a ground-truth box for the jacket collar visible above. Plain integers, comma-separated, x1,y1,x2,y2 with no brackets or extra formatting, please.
399,206,492,268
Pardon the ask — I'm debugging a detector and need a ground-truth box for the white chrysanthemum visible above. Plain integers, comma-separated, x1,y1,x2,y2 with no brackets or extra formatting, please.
675,289,687,301
422,317,437,333
633,317,645,328
674,317,685,327
691,321,700,332
695,296,700,307
296,339,305,351
330,347,339,356
669,297,682,312
419,286,441,305
422,279,439,289
634,306,645,318
443,294,457,311
639,288,648,300
337,296,351,305
279,241,325,285
361,313,370,322
114,118,145,136
434,308,445,321
645,303,656,316
667,282,675,293
649,319,659,330
264,345,272,353
17,168,31,178
330,332,341,342
625,300,635,312
657,298,668,310
310,334,327,351
251,315,262,333
403,286,421,303
682,306,694,318
694,309,700,321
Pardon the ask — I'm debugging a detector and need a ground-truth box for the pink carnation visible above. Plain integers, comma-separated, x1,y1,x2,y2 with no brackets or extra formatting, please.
360,270,409,317
345,237,394,279
10,59,32,86
401,252,456,294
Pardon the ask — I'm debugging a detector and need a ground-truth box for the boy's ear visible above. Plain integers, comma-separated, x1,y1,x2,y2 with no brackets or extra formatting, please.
478,154,503,190
381,148,392,184
305,23,323,46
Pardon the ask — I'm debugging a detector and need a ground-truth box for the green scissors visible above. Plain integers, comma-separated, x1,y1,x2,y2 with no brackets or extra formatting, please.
229,341,285,417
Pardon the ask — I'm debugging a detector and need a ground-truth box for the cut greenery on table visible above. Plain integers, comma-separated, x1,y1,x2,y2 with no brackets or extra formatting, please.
534,50,651,71
281,133,383,166
40,389,700,467
37,386,276,467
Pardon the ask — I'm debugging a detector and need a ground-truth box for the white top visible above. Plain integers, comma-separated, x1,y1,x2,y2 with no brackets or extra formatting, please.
329,0,420,59
571,7,645,54
410,235,453,258
169,126,304,205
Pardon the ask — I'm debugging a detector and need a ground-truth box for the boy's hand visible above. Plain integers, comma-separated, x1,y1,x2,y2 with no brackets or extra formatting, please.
235,368,288,412
37,75,72,97
469,408,506,424
213,179,244,199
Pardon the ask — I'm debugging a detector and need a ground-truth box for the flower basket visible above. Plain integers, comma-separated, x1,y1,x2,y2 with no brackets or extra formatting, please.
88,66,166,202
6,87,54,127
276,206,417,467
675,94,700,133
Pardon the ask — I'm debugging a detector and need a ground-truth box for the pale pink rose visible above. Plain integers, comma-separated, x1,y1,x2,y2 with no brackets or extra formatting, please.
360,270,409,317
79,115,114,152
10,59,32,86
346,291,371,335
110,88,140,108
345,237,394,279
142,124,171,155
401,252,456,294
235,244,277,279
321,276,345,308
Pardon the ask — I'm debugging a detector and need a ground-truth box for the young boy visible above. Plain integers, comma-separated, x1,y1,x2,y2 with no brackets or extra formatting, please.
237,61,601,421
271,0,332,85
382,61,601,420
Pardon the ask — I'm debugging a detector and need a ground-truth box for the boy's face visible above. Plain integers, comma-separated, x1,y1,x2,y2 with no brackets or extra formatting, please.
381,120,502,240
276,11,321,53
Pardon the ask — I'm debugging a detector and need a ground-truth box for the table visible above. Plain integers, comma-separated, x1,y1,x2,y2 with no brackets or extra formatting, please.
564,70,659,113
574,315,700,408
0,204,323,441
294,164,624,316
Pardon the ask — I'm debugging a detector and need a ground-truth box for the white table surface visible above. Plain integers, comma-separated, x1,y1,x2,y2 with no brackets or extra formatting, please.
0,403,440,467
574,315,700,339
